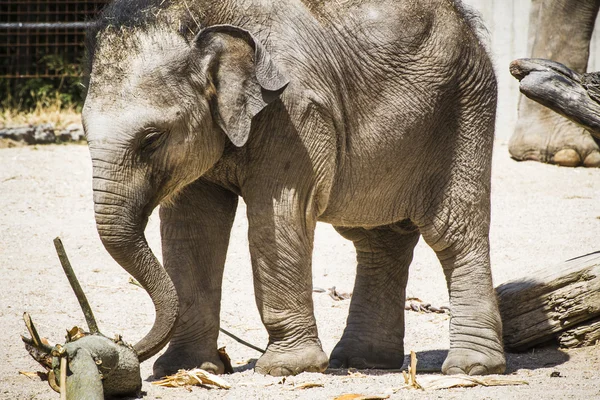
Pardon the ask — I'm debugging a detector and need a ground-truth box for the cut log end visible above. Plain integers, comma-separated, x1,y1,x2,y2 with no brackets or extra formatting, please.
558,317,600,349
496,252,600,351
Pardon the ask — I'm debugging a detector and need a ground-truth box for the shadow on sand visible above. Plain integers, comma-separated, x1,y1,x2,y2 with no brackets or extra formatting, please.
325,345,570,376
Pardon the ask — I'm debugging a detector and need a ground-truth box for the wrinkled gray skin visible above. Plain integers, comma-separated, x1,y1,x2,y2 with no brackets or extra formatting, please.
83,0,505,377
510,0,600,167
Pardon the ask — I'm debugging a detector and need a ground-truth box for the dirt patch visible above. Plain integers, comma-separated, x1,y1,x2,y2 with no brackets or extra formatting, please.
1,142,599,399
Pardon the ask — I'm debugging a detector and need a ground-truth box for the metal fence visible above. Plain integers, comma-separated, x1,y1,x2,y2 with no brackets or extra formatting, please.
0,1,110,78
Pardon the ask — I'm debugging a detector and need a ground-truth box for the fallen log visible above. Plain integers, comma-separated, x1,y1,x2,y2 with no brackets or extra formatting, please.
496,251,600,351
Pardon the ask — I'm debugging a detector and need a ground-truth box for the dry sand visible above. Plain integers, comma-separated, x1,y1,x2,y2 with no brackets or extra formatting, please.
1,141,599,399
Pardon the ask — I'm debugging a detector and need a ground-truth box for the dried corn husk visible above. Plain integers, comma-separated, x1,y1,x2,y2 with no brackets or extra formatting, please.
152,368,231,389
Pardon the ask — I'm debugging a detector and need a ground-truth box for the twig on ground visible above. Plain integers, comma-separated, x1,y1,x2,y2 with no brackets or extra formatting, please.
328,286,352,301
404,298,449,314
219,327,265,354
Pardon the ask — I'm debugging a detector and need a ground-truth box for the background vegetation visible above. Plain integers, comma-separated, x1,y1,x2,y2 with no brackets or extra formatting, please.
0,55,84,129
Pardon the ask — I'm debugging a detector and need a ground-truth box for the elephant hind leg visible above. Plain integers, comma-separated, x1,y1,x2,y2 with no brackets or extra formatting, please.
329,220,420,369
416,192,505,375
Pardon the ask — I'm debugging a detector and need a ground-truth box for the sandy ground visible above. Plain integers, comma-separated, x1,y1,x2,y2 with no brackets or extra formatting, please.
1,140,600,399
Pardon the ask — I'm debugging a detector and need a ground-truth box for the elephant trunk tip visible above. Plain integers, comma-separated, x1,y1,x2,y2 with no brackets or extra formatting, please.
509,59,529,81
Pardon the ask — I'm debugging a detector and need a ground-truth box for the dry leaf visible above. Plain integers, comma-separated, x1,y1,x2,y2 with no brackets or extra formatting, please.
333,394,389,400
128,276,143,288
347,370,367,378
47,370,60,393
417,375,528,391
66,326,86,342
218,346,234,374
19,371,42,379
401,351,422,390
290,382,324,390
328,286,352,301
152,368,231,389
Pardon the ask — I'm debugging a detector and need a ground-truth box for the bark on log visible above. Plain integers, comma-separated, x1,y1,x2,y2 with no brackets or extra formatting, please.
496,251,600,351
510,58,600,138
558,317,600,348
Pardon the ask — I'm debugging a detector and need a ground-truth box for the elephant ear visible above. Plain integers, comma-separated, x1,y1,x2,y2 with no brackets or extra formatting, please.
194,25,289,147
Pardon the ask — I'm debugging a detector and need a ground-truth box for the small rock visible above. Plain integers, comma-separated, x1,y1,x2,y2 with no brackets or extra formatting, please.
64,123,85,141
550,371,562,378
0,123,84,144
0,126,35,142
30,123,56,144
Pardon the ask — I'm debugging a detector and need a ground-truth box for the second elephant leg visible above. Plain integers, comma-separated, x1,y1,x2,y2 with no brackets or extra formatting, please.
153,179,238,378
510,0,600,167
330,221,420,369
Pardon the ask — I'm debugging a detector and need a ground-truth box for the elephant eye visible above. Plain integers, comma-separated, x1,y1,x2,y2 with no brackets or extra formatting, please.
139,129,165,154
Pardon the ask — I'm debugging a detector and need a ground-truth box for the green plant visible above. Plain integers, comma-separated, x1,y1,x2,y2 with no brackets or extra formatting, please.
0,54,85,113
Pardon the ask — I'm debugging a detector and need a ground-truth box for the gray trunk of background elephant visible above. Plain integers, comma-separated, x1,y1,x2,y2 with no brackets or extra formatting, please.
83,0,505,377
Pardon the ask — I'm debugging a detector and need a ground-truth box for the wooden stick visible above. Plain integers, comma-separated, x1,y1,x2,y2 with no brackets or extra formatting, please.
53,237,100,334
60,356,67,400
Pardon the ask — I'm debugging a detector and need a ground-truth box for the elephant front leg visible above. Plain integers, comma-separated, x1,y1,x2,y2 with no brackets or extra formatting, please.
153,180,238,378
246,196,328,376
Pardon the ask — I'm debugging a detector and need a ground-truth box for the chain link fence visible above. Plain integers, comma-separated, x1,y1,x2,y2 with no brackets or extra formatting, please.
1,1,109,79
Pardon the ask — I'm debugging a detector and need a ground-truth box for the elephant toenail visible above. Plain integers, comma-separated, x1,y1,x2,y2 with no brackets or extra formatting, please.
270,366,293,376
583,151,600,167
468,365,489,376
553,149,581,167
349,357,368,369
445,366,466,375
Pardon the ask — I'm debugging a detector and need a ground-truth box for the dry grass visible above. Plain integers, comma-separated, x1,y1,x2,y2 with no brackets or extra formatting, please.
0,103,81,130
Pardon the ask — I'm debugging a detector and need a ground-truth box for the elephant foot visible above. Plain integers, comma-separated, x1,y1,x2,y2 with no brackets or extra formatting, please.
329,337,404,369
152,345,224,378
442,348,506,376
254,341,328,376
509,104,600,167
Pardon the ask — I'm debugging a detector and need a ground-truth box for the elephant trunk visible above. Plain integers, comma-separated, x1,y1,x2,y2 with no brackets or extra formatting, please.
91,151,178,362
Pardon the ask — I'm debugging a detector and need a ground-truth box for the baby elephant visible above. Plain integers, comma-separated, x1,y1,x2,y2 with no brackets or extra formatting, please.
83,0,505,377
